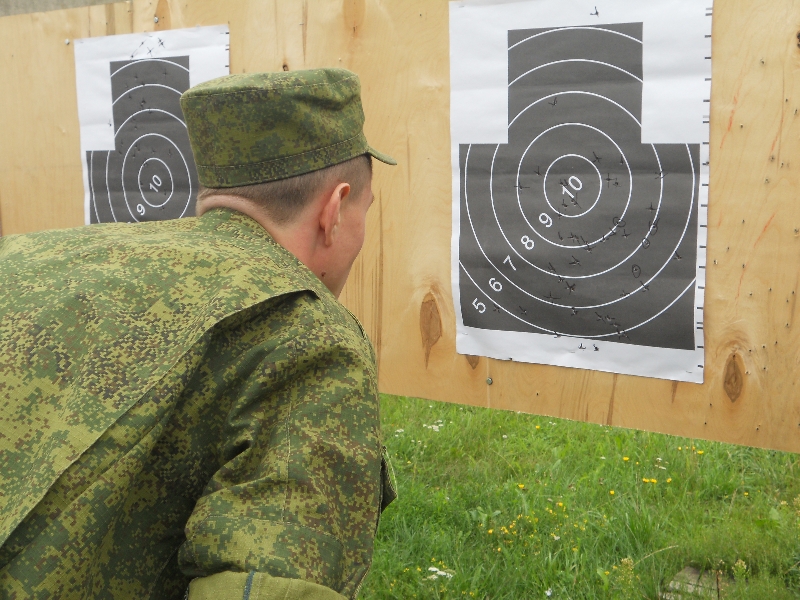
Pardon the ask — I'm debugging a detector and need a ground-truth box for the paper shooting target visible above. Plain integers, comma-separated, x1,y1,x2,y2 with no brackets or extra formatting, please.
86,56,197,223
459,23,701,351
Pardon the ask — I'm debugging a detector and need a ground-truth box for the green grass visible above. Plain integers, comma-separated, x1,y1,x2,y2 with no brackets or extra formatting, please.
360,395,800,599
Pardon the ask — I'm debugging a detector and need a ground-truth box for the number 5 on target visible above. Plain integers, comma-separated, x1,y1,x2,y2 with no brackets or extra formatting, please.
472,298,486,313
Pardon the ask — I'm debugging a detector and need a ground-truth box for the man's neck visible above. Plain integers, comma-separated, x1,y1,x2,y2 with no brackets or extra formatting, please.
196,196,327,290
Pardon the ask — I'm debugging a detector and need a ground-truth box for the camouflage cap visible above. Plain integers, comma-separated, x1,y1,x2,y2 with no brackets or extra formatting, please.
180,68,396,188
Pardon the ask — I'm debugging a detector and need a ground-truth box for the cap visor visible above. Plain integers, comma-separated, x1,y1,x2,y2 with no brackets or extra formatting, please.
368,146,397,166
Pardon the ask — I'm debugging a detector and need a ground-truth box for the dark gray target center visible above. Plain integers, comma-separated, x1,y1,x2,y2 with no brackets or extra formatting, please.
138,158,174,208
543,154,602,218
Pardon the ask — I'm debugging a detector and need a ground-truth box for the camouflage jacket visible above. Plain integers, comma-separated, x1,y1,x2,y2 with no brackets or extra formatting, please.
0,209,394,600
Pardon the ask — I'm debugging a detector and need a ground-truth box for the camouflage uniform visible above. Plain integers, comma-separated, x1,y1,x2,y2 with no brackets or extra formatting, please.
0,208,394,599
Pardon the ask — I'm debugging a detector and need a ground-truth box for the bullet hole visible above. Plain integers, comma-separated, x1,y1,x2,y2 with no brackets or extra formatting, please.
282,64,289,71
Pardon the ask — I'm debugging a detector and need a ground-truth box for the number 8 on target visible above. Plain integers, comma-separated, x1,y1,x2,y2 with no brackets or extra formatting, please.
521,235,535,250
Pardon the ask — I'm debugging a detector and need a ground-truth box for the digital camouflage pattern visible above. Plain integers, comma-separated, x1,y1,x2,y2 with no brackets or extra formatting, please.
0,208,394,599
180,68,396,188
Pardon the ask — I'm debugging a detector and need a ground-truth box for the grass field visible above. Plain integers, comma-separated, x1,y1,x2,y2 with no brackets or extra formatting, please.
360,395,800,599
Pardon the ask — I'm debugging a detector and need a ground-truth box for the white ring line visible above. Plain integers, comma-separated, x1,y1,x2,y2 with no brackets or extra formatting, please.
502,120,646,261
461,259,696,340
137,157,175,208
460,258,554,336
468,145,617,308
509,59,643,87
511,89,640,129
513,121,642,249
104,150,118,223
121,133,192,222
112,83,183,106
508,90,664,253
114,108,187,139
509,26,642,50
110,58,190,78
542,153,603,218
470,141,693,304
88,151,100,223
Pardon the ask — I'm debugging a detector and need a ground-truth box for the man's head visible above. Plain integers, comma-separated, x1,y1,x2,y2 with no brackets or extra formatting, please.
181,68,394,297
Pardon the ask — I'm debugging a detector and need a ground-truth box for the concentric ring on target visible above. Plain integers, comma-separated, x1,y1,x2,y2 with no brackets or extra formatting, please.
138,157,175,208
121,131,192,222
542,153,602,218
466,142,696,313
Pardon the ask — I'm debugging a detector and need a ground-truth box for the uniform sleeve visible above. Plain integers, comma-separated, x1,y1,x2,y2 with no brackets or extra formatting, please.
178,317,384,600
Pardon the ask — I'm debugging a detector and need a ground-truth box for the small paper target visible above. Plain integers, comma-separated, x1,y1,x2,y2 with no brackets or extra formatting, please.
459,23,700,350
86,55,197,223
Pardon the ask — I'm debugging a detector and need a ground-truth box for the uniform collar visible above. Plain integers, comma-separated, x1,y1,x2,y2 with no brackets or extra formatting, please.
198,207,331,301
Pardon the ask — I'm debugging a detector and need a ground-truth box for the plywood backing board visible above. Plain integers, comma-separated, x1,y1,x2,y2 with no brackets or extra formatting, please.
0,0,798,452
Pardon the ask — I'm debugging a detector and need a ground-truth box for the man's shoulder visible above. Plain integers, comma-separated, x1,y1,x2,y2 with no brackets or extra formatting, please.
0,209,322,303
234,282,374,361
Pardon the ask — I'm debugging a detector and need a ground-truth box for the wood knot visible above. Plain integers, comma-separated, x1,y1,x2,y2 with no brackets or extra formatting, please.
723,353,744,402
419,292,442,368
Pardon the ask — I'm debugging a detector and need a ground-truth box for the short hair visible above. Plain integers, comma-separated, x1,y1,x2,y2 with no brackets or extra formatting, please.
196,154,372,224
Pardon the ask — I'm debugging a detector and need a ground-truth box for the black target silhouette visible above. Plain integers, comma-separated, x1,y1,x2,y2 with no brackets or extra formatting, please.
459,23,699,350
86,55,197,223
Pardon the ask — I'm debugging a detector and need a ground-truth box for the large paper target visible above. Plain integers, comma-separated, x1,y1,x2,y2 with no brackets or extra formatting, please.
459,23,700,351
86,56,197,223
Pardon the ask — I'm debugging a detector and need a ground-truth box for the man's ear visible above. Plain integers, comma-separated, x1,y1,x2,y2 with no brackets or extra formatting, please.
319,182,351,246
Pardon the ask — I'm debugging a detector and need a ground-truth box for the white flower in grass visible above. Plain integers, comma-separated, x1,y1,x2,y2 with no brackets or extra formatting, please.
427,567,454,579
395,429,404,433
546,589,553,597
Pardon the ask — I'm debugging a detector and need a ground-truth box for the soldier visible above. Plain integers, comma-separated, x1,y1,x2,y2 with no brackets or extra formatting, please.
0,68,396,600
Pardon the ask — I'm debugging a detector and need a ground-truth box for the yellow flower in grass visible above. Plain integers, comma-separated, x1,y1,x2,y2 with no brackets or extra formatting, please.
518,484,525,489
667,478,672,483
609,490,615,495
623,456,630,462
697,450,704,455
